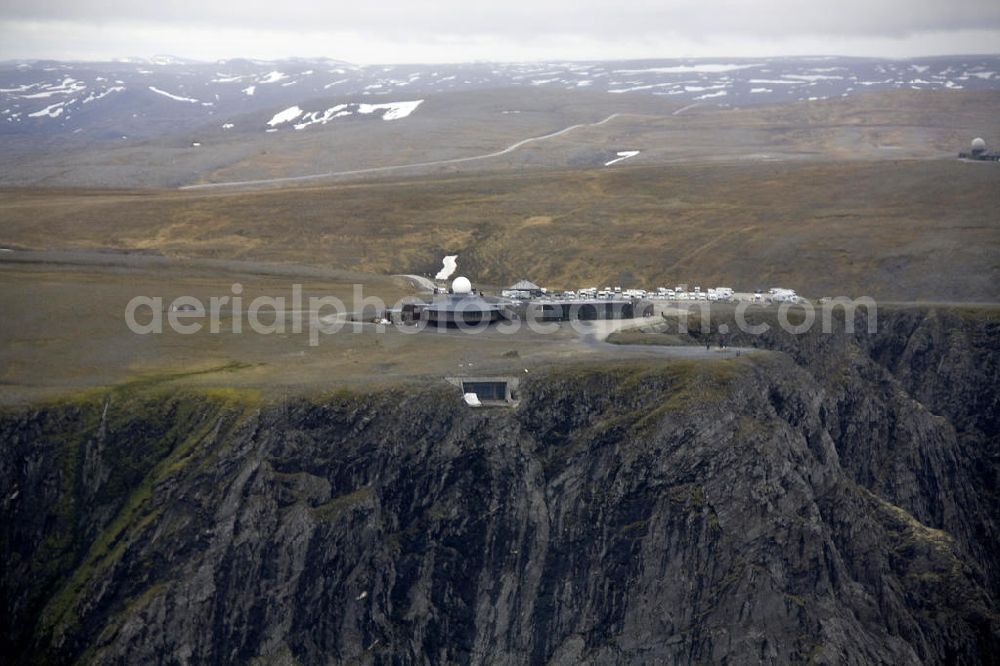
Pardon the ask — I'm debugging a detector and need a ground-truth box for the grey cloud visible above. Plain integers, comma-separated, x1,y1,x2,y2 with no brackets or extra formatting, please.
4,0,1000,39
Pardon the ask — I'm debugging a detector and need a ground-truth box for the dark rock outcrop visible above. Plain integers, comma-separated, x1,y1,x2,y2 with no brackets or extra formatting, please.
1,306,998,664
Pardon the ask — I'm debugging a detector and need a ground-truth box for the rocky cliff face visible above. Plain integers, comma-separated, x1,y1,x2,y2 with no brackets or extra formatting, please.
2,306,998,664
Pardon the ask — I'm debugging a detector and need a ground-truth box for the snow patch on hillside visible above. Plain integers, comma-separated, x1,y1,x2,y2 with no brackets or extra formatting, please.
19,78,86,98
615,63,762,74
293,104,350,129
267,105,303,126
783,74,844,82
268,99,423,130
83,86,124,103
356,99,423,120
604,150,639,166
148,86,200,103
259,71,288,84
28,102,66,118
435,255,458,280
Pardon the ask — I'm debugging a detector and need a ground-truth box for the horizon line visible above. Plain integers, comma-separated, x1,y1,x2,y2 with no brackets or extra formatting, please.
2,52,1000,68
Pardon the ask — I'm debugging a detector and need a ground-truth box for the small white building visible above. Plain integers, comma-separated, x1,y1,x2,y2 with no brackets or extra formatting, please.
769,288,798,302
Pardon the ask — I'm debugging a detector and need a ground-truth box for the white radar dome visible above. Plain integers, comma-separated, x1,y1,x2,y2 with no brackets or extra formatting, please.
452,276,472,294
971,137,986,151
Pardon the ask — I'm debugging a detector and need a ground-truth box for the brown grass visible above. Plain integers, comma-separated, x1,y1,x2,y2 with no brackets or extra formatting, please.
1,157,997,301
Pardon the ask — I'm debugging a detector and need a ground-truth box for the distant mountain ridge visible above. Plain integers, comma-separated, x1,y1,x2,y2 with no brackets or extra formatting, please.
2,55,999,142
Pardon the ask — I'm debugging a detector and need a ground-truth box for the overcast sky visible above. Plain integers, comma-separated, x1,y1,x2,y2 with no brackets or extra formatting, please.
1,0,998,63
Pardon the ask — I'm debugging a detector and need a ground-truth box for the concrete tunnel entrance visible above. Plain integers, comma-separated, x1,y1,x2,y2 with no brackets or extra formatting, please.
446,376,520,406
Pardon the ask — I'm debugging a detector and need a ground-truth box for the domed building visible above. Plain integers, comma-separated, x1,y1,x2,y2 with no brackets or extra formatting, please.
421,276,506,325
959,137,1000,161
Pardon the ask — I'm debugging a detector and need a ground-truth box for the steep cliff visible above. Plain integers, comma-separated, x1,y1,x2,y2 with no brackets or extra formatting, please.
1,306,998,664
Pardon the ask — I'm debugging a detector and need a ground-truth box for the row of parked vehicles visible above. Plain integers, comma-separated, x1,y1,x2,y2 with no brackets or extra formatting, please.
505,284,802,304
547,286,738,302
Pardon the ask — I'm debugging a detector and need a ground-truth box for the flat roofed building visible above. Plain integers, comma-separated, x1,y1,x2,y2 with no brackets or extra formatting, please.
421,276,505,325
523,299,652,321
422,293,504,325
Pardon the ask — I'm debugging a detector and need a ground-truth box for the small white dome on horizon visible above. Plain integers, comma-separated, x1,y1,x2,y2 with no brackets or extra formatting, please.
971,137,986,151
452,276,472,294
